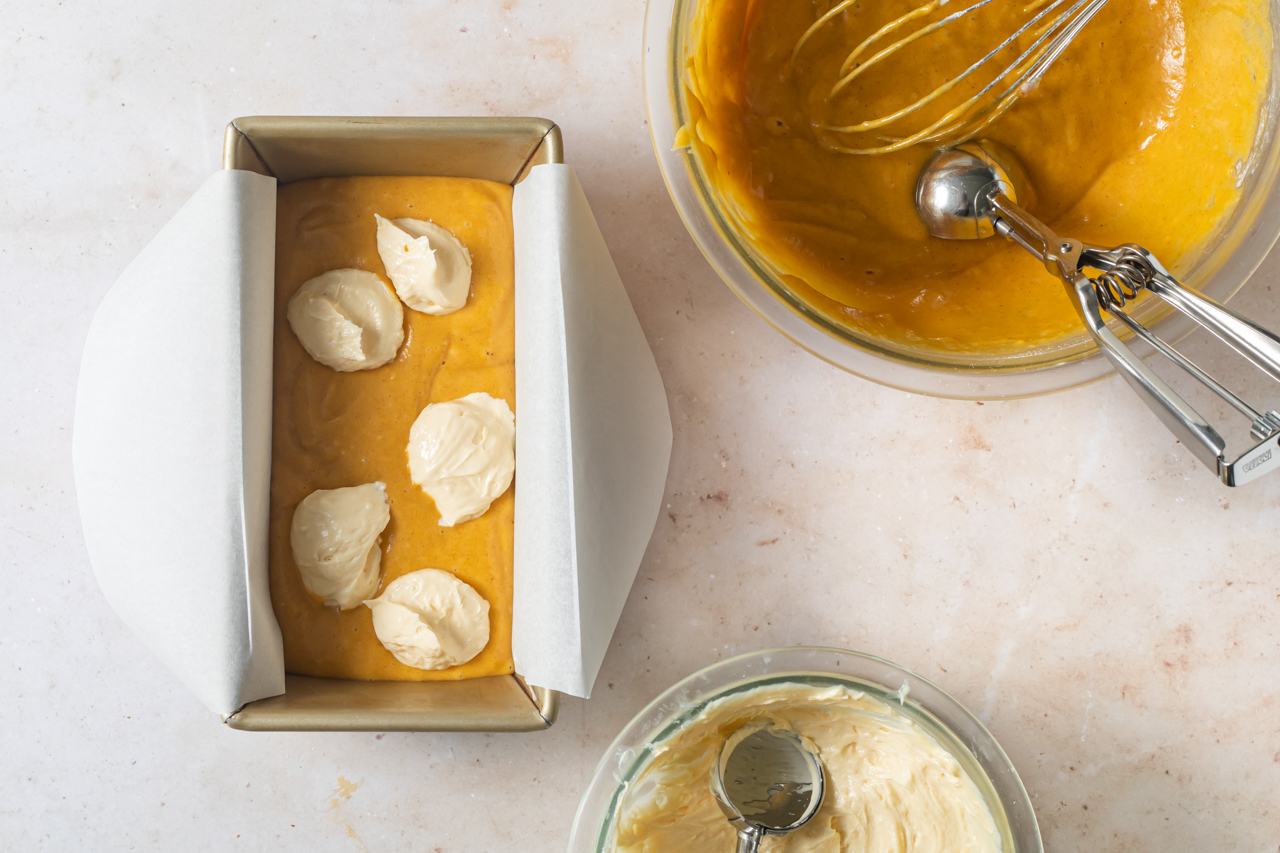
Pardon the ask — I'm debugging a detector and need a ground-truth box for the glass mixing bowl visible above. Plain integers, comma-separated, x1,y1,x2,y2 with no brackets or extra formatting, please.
567,647,1042,853
642,0,1280,398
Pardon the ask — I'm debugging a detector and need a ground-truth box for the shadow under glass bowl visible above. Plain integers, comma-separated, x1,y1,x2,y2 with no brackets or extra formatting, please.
567,647,1042,853
642,0,1280,399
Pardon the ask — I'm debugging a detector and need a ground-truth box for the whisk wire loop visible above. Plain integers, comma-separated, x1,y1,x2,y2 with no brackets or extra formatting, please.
825,0,1063,136
933,0,1107,138
830,0,998,95
822,10,1063,156
790,0,861,68
796,0,1110,154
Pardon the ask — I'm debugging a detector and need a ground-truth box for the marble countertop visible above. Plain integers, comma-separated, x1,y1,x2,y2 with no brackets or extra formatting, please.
2,1,1277,850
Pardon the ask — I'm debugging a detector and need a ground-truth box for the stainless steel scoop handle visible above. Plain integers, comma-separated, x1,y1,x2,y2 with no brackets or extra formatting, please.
1145,265,1280,383
733,826,763,853
989,193,1280,486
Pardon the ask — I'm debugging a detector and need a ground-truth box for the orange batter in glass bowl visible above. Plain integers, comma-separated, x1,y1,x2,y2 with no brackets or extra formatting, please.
269,176,515,682
669,0,1274,369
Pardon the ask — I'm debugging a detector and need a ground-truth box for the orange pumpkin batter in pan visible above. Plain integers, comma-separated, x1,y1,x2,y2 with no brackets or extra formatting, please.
268,176,515,681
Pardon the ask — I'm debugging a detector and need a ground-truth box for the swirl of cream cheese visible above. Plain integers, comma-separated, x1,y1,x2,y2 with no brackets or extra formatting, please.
286,268,404,371
407,392,515,527
363,569,490,670
375,214,473,315
289,482,390,610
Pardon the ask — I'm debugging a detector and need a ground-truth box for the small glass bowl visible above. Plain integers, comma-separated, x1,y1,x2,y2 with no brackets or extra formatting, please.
642,0,1280,399
567,647,1042,853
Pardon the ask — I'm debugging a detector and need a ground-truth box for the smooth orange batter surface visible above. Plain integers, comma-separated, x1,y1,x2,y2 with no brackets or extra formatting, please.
269,176,516,681
683,0,1271,357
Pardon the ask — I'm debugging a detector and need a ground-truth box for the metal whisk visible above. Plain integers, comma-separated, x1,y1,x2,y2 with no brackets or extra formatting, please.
791,0,1110,155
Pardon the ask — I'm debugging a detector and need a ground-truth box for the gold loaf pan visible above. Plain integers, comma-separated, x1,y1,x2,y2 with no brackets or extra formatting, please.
222,115,562,733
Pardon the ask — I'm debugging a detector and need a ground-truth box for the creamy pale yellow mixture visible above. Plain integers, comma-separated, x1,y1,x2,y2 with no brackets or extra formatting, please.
682,0,1271,355
613,683,1002,853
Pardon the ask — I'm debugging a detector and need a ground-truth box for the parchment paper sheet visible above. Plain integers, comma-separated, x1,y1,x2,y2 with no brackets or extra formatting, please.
74,170,282,717
512,165,673,698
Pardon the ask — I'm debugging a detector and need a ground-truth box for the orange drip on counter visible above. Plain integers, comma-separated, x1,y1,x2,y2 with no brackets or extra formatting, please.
683,0,1271,355
269,176,515,681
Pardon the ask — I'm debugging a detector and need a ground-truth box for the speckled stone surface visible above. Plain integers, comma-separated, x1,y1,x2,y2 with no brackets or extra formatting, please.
2,1,1278,850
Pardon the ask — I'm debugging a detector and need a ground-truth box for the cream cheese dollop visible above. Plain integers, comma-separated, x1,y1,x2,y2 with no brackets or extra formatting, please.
407,392,515,527
613,682,1002,853
290,482,390,610
286,269,404,371
363,569,490,670
374,214,473,315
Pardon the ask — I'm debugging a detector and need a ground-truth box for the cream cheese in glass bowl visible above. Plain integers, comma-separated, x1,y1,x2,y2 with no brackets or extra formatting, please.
567,647,1042,853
